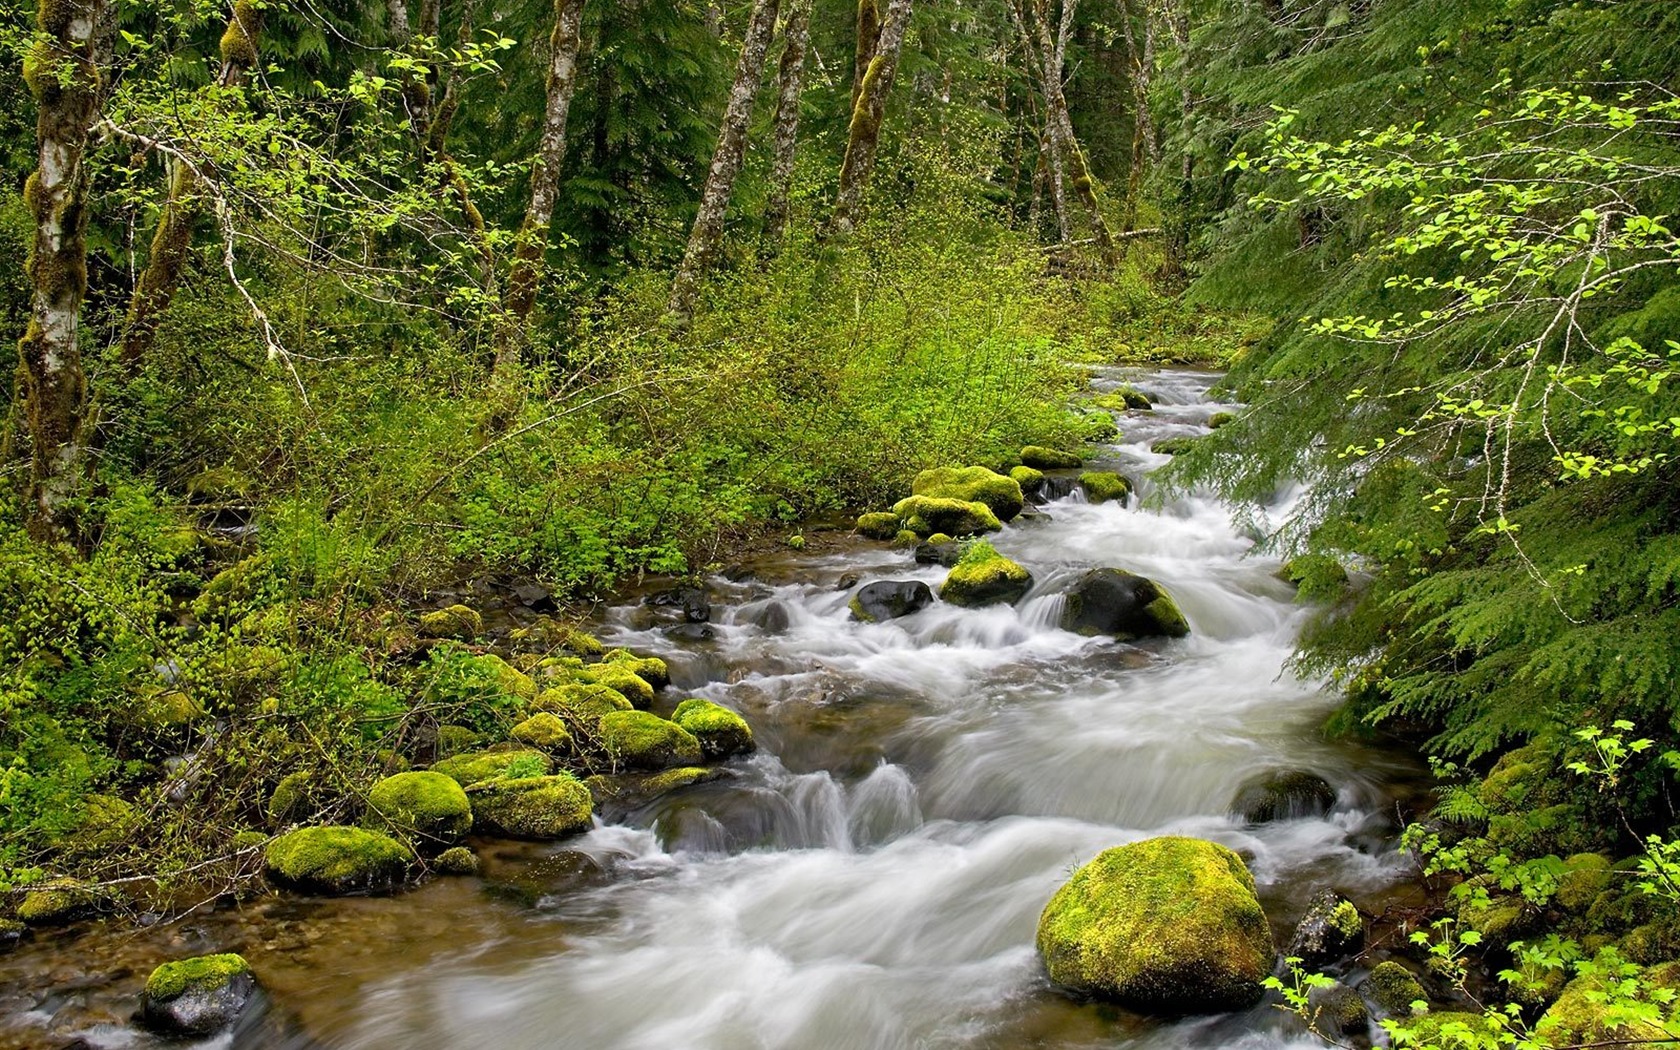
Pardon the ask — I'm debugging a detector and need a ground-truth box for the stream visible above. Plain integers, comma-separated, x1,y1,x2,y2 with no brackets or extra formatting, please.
0,368,1431,1050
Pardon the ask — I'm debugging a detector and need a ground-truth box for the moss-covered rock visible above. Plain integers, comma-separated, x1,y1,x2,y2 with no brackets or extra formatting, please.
672,699,755,760
1208,411,1236,429
63,793,138,852
891,495,1002,537
0,918,24,950
600,649,671,690
892,528,921,547
142,953,255,1036
511,712,574,752
365,771,472,848
264,826,412,895
191,554,276,622
429,748,552,787
1084,413,1121,442
1079,471,1132,505
1009,465,1046,496
1536,960,1680,1046
532,683,634,724
1061,568,1190,640
266,770,321,826
418,604,483,640
857,511,903,540
433,845,480,875
1396,1011,1495,1047
1362,960,1426,1018
1036,836,1274,1014
598,711,703,770
1231,770,1337,823
17,881,93,925
1306,981,1368,1037
912,466,1026,523
435,724,480,757
136,686,207,728
1151,437,1201,456
1020,445,1083,469
583,664,656,708
940,540,1033,607
511,619,605,658
1286,891,1364,968
1556,853,1614,914
468,774,594,839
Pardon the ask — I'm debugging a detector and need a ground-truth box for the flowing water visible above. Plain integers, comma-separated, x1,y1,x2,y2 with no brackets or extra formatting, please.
0,368,1431,1050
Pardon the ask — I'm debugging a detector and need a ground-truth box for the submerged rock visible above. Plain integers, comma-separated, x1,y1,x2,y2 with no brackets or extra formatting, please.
645,585,711,624
849,580,935,622
940,541,1032,607
1232,770,1336,823
264,826,412,895
586,766,728,816
1020,445,1083,469
468,774,594,840
911,466,1025,522
365,770,472,849
1036,836,1274,1014
1061,568,1189,640
1287,890,1365,968
142,953,256,1037
672,699,755,760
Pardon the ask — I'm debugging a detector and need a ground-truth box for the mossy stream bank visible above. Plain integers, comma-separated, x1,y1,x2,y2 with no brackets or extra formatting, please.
1,369,1441,1050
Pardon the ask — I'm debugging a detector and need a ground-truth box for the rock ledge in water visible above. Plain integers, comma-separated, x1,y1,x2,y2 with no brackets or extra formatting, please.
1036,836,1274,1014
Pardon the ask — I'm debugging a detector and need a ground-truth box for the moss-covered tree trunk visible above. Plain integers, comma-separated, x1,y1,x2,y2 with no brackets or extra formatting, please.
117,1,260,373
666,0,783,323
501,0,587,351
18,0,110,543
762,0,815,247
827,0,914,239
852,0,882,113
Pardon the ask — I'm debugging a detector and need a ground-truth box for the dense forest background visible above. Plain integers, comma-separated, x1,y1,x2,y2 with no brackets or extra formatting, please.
5,0,1680,1002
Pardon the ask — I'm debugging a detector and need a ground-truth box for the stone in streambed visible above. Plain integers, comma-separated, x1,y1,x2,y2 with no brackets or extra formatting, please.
850,580,935,622
1079,471,1132,505
1287,890,1364,968
891,495,1001,537
1231,769,1336,823
264,826,412,895
597,710,703,770
1061,568,1189,640
1306,981,1369,1037
1361,960,1427,1018
940,541,1032,607
1010,465,1046,498
430,747,554,787
856,512,902,540
671,699,755,760
1020,445,1083,469
1036,836,1275,1014
142,953,256,1037
417,604,482,640
911,466,1025,522
468,774,593,840
365,770,472,850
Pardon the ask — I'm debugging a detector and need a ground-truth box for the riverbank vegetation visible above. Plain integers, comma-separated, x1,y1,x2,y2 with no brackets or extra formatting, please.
6,0,1680,1044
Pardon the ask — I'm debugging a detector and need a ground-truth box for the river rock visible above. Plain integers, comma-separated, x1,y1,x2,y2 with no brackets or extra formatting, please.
1036,836,1275,1014
940,543,1032,607
1041,475,1080,501
911,466,1025,523
1061,568,1190,640
856,512,902,540
430,747,553,787
849,580,935,622
1361,960,1426,1018
746,600,792,633
142,953,256,1037
264,826,412,895
913,538,964,567
1009,465,1046,498
1287,890,1365,968
597,710,703,770
891,495,1002,537
417,604,482,640
365,770,472,850
1306,980,1369,1037
671,699,755,759
1020,445,1083,469
1231,769,1336,823
1079,471,1133,505
468,774,594,839
645,585,711,623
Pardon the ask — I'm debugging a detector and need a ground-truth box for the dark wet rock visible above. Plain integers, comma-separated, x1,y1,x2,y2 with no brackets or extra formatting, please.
1287,890,1365,968
1061,568,1190,640
645,585,711,623
664,623,717,642
849,580,935,622
746,600,792,634
1306,981,1368,1037
1041,475,1080,502
913,540,964,567
1232,770,1337,823
585,766,729,821
1013,506,1052,525
835,572,861,591
511,582,557,613
0,919,26,952
142,953,256,1037
1361,961,1426,1018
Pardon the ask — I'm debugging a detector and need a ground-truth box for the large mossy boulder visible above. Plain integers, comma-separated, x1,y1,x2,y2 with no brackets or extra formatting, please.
1020,445,1083,469
468,774,594,840
582,664,656,708
511,712,574,752
1286,890,1364,968
940,540,1033,607
849,580,935,622
671,699,755,760
16,880,94,926
911,466,1025,523
1036,836,1275,1014
1361,960,1426,1018
598,710,703,770
600,648,671,690
1536,961,1680,1046
417,604,482,640
430,747,552,787
1231,770,1336,823
856,512,903,540
1009,465,1046,498
264,826,412,895
891,495,1001,537
533,682,635,724
142,953,256,1037
365,771,472,848
1079,471,1132,505
1061,568,1189,640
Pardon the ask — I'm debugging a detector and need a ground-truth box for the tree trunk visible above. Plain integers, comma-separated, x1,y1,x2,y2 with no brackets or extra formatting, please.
1118,0,1155,232
852,0,882,113
762,0,814,246
827,0,914,239
118,0,261,372
667,0,783,322
1162,0,1194,281
19,0,110,542
502,0,587,342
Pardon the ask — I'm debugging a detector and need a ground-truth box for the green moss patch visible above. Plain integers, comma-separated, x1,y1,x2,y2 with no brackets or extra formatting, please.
511,712,574,752
264,826,412,895
468,774,593,839
417,604,483,640
940,539,1033,607
856,511,902,540
145,953,251,1001
911,466,1025,522
598,710,703,770
1020,445,1082,469
890,495,1002,537
1079,471,1132,505
671,698,755,759
430,748,552,787
365,770,472,847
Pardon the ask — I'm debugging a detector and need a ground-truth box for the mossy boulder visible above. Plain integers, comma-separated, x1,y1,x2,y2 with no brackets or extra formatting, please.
433,846,480,875
940,540,1033,607
1009,465,1046,496
1536,961,1680,1046
0,918,24,950
893,529,921,548
1061,568,1189,640
511,619,604,657
511,712,574,752
849,580,935,622
17,880,94,925
1361,960,1426,1018
1208,411,1236,429
468,774,594,840
598,710,703,770
1036,836,1274,1014
63,793,138,852
912,466,1025,523
1084,413,1120,442
1079,471,1133,505
601,649,671,690
191,554,276,621
365,771,472,849
1286,890,1364,968
857,511,904,540
1151,437,1201,456
672,699,755,760
418,604,483,640
267,770,321,826
1306,981,1368,1038
264,826,412,895
429,748,552,787
582,664,656,708
532,683,634,724
136,687,206,728
142,953,255,1037
891,495,1001,537
1556,853,1614,914
1113,386,1153,410
1396,1011,1493,1047
1231,770,1337,823
1020,445,1082,469
434,724,480,757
